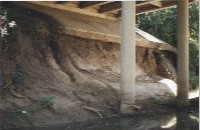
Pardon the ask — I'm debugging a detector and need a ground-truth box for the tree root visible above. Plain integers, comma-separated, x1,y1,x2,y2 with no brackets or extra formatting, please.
82,106,104,118
3,84,24,98
129,105,141,110
2,84,8,89
10,89,25,98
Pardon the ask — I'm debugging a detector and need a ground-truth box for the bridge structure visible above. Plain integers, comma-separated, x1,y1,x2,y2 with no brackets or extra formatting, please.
16,0,199,113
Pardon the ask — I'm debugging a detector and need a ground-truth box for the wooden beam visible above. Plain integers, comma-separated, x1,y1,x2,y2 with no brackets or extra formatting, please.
55,1,69,4
191,0,199,2
102,0,162,17
136,1,154,6
136,4,159,15
135,0,191,15
139,0,197,15
99,2,121,14
116,1,171,17
80,1,111,8
150,1,162,7
21,2,117,21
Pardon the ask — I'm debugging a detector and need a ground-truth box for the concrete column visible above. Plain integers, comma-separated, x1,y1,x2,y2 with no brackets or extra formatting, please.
177,0,189,106
176,112,190,130
120,1,136,113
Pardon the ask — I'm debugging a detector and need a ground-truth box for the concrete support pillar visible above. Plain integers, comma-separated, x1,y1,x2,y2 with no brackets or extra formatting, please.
177,0,189,106
120,1,136,113
176,112,190,130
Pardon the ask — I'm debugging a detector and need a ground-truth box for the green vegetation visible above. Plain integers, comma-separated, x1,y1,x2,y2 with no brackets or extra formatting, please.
29,96,54,113
137,3,199,89
149,96,176,105
189,74,199,89
37,96,54,109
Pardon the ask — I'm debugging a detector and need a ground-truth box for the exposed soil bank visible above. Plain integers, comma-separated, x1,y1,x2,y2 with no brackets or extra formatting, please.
0,3,181,129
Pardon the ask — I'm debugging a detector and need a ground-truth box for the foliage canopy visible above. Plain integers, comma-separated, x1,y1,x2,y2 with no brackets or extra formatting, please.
137,3,199,88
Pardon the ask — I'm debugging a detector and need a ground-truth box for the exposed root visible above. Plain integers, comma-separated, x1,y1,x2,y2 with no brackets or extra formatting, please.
3,84,24,98
3,66,24,98
10,88,25,98
2,84,8,89
82,106,104,118
129,105,141,110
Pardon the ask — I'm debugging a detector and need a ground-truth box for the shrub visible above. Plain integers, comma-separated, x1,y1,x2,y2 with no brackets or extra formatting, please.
189,74,199,90
189,40,199,76
37,96,54,109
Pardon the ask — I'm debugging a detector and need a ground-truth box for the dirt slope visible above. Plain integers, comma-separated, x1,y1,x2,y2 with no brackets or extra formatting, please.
0,4,177,128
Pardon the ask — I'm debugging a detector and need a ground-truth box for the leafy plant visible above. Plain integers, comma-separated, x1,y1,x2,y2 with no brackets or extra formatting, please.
189,74,199,90
37,96,54,109
189,40,199,75
137,3,199,89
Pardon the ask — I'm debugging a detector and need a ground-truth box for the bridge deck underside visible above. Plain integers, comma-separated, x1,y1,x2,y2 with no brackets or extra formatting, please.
16,1,176,52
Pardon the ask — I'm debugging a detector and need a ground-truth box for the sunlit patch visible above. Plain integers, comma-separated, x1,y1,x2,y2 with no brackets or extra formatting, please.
136,28,166,44
8,21,17,28
161,116,177,129
189,89,199,99
159,78,177,95
190,115,199,122
159,78,199,99
0,10,17,37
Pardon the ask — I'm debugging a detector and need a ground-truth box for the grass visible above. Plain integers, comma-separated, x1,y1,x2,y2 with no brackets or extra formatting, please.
189,74,199,90
37,96,54,109
28,96,54,113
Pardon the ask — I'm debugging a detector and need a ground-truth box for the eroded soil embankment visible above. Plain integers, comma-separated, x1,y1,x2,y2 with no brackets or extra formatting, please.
0,5,177,128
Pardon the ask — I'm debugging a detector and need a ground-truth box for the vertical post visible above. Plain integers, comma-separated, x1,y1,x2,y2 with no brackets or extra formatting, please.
176,112,190,130
120,1,136,113
177,0,189,106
